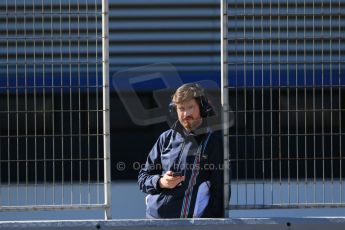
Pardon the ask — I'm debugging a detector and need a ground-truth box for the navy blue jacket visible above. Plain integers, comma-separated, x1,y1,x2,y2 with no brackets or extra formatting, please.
138,122,225,218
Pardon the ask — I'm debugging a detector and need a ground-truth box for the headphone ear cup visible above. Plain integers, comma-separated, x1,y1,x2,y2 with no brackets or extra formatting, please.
199,96,215,118
169,102,177,119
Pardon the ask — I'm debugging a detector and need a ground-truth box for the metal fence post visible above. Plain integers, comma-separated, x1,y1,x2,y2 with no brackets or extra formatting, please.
221,0,230,218
102,0,112,220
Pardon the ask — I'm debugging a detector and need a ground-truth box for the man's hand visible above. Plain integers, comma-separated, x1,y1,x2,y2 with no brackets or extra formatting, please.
159,171,185,189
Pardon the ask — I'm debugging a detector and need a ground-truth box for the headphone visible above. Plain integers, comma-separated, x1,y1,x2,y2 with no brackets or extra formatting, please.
169,83,215,119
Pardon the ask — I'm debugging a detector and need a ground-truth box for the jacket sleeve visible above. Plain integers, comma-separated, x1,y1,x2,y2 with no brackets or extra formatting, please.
202,133,227,218
138,135,164,195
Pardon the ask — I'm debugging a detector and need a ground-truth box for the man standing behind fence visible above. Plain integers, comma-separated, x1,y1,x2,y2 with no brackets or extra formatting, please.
138,83,225,218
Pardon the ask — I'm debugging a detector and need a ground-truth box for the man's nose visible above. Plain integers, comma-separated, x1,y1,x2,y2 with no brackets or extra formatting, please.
182,109,192,117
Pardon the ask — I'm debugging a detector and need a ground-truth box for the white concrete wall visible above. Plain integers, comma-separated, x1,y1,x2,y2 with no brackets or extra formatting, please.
1,218,345,230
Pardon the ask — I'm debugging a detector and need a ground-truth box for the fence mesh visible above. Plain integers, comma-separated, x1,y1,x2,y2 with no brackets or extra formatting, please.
0,0,107,212
224,0,345,209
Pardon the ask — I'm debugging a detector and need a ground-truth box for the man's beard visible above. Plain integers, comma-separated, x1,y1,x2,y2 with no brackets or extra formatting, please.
181,118,202,131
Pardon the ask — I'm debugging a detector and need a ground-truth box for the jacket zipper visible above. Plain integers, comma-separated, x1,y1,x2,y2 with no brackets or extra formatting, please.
175,141,186,173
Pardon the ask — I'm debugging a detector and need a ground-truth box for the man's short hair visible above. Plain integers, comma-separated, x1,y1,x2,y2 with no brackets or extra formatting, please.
171,83,205,104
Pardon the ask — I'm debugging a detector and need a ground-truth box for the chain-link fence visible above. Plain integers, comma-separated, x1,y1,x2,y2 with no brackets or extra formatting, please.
0,0,111,219
222,0,345,211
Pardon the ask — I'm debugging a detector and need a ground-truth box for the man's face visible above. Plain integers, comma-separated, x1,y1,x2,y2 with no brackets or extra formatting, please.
176,98,202,132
